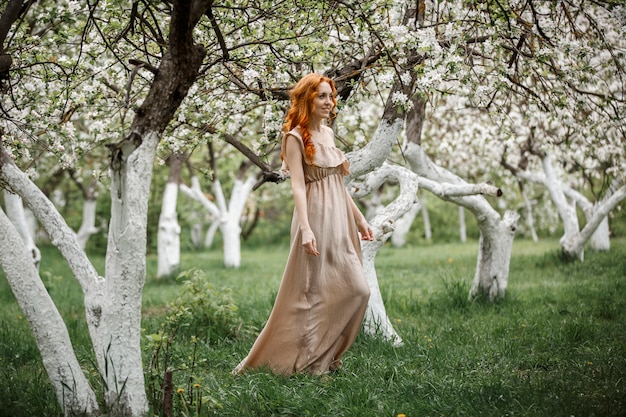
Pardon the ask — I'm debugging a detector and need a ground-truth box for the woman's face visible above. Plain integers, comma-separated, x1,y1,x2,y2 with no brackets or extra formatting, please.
311,81,334,121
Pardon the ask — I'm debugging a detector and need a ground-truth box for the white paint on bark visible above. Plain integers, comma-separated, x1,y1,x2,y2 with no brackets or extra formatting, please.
521,187,539,242
346,118,405,180
76,198,99,250
403,142,518,300
540,153,583,259
180,175,256,268
157,181,181,277
103,131,160,415
0,208,100,416
0,161,103,416
590,214,610,251
516,155,625,259
3,190,41,267
470,210,520,300
350,163,420,345
561,185,626,258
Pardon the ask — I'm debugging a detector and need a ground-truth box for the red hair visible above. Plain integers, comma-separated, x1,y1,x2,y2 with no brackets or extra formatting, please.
281,73,338,162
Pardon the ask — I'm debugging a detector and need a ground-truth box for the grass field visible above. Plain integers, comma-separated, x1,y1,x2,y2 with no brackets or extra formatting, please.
1,238,625,417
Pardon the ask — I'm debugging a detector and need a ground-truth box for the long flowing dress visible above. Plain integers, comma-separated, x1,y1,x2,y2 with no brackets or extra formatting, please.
233,126,370,375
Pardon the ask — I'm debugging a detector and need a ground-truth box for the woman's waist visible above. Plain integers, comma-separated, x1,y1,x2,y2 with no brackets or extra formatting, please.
303,165,344,183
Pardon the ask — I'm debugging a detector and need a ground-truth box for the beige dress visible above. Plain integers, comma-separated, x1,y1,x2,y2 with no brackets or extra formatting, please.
233,127,370,375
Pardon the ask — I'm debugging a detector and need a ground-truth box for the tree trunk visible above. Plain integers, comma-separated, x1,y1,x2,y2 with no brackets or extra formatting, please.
561,185,626,258
218,176,256,268
204,221,220,248
221,217,242,268
516,162,624,259
520,186,539,242
76,198,98,250
350,164,420,345
403,142,518,301
1,0,208,414
590,211,610,251
158,155,184,278
0,207,99,416
157,182,181,277
3,189,41,267
470,210,520,300
181,175,256,268
539,153,583,259
0,155,103,416
104,132,160,415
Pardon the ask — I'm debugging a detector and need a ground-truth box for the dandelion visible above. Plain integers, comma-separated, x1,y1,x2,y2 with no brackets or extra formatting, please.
396,319,402,324
193,383,201,388
448,257,453,263
397,414,406,417
177,388,184,394
587,361,593,365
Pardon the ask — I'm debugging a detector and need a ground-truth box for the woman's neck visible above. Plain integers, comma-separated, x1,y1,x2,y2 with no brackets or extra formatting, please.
308,117,323,132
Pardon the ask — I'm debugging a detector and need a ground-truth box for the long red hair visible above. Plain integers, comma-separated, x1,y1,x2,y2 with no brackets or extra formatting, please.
281,73,338,162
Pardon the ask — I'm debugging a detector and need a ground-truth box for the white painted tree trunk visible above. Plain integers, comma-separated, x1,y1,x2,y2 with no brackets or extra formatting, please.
539,153,583,259
561,185,626,258
157,182,181,277
221,216,242,267
204,220,220,248
458,205,467,243
223,177,256,267
346,119,405,181
3,190,41,268
0,207,99,416
102,132,159,415
342,86,412,341
521,187,539,242
391,202,420,247
470,210,520,300
349,163,420,346
0,158,105,416
76,198,98,250
191,222,202,248
180,175,256,268
516,159,623,258
403,142,518,300
590,212,610,251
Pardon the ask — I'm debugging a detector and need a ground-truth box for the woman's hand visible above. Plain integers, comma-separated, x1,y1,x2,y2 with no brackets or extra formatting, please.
357,220,374,241
301,229,320,256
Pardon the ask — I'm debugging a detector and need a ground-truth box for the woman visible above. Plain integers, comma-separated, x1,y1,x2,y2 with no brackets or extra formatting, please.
233,73,373,376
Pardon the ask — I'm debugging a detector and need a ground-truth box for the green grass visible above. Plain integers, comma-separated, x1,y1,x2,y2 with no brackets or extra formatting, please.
1,238,625,416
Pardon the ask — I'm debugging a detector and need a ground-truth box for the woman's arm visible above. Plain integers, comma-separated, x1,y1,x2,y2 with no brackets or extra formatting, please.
345,188,374,241
284,135,319,256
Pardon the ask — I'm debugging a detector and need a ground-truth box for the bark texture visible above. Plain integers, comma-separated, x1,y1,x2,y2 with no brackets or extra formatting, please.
3,189,40,267
0,208,99,415
403,142,518,301
350,163,420,345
